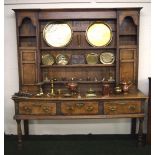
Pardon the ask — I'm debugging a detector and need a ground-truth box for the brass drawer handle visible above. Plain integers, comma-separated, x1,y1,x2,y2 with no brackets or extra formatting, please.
128,105,136,111
42,106,50,113
86,106,94,112
76,103,84,108
109,106,117,112
66,106,74,111
24,106,32,113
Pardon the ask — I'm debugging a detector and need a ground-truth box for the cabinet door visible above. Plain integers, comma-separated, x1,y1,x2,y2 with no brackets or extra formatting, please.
20,50,37,85
120,49,137,83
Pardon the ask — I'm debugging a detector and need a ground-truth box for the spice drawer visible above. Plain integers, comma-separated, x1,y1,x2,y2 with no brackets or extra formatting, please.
61,102,99,115
104,101,141,115
19,102,56,115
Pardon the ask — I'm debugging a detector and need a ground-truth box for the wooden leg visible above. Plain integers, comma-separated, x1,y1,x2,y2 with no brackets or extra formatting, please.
131,118,136,135
24,120,29,136
16,120,22,150
138,118,144,147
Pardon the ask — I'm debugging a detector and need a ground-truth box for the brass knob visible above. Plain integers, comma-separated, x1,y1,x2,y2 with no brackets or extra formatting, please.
86,106,94,112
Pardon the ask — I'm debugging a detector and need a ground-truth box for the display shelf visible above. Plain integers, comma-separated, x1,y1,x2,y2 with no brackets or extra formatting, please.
40,64,116,68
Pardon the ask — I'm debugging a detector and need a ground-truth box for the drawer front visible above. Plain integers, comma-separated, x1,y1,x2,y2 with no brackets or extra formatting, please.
19,102,56,115
61,102,99,115
104,101,141,115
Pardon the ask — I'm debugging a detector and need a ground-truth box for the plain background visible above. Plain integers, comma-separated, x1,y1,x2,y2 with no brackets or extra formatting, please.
4,0,151,135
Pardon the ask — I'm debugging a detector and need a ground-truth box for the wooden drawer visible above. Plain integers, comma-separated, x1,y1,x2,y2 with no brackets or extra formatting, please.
61,102,99,115
19,102,56,115
104,101,141,115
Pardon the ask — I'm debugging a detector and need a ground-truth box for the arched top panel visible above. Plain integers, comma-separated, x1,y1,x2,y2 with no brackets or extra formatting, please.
120,16,137,34
119,11,139,26
19,17,36,36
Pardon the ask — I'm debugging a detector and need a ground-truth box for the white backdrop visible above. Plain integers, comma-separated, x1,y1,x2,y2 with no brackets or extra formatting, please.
4,0,151,135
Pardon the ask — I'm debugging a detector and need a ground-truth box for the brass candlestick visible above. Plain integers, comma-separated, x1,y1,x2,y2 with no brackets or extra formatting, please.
50,80,55,96
39,86,44,95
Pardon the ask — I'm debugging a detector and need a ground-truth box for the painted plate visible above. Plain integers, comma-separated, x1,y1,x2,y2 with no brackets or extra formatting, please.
86,22,112,47
43,23,72,47
100,52,115,64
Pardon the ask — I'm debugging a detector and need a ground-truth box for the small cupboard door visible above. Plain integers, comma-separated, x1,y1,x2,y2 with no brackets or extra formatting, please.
120,49,137,84
20,50,37,85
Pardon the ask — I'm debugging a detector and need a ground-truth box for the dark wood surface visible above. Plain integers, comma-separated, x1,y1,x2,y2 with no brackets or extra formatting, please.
12,8,147,148
14,114,145,120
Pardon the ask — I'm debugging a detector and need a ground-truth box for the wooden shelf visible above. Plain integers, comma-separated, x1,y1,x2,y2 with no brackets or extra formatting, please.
41,64,116,68
40,80,115,85
120,59,135,63
19,35,36,37
119,45,137,49
119,33,137,36
40,47,117,50
19,47,37,50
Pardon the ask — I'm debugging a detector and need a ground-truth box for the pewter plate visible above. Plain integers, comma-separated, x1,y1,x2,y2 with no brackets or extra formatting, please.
43,23,72,47
100,52,115,64
86,22,112,47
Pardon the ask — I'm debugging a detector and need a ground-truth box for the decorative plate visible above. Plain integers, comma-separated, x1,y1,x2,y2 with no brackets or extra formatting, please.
56,54,69,65
71,55,85,64
86,22,112,47
86,53,98,64
42,54,54,65
43,23,72,47
100,52,115,64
